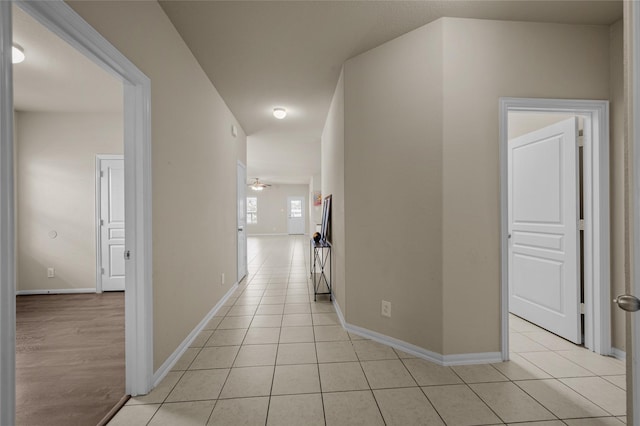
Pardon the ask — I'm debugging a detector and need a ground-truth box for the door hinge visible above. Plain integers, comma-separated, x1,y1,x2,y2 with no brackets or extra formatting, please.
578,136,584,148
579,219,585,231
101,267,105,275
100,219,104,226
100,171,104,177
580,303,585,314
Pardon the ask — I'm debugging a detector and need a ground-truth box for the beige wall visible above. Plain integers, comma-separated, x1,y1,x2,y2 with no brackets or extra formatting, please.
15,111,123,292
321,70,346,314
325,17,619,357
610,19,625,352
441,18,611,355
246,184,309,235
343,20,444,353
67,0,247,370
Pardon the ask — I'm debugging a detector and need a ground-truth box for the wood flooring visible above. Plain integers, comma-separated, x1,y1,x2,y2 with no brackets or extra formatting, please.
16,293,125,426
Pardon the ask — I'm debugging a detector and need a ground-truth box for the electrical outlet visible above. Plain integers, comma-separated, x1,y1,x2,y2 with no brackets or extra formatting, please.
47,267,55,278
221,273,225,285
381,300,391,318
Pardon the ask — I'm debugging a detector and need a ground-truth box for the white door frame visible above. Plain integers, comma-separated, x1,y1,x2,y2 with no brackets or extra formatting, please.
0,3,16,423
0,2,153,423
629,0,640,421
499,98,610,360
96,154,125,293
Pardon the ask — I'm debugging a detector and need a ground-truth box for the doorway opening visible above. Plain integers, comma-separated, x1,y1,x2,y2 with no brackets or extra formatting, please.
499,98,611,359
0,1,152,424
12,7,127,423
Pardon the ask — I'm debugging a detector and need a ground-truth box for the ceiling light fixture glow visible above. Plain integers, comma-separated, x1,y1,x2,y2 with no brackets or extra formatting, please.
273,107,287,119
251,184,264,191
12,44,25,64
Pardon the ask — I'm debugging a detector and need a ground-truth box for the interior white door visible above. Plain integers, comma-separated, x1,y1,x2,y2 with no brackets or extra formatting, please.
237,162,247,282
100,157,125,291
287,196,305,235
508,117,581,344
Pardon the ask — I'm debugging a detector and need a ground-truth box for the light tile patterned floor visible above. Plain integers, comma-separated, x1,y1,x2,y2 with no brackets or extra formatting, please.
109,235,627,425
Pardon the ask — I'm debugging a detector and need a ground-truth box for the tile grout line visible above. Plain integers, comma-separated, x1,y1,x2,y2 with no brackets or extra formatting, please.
399,357,449,426
123,237,626,425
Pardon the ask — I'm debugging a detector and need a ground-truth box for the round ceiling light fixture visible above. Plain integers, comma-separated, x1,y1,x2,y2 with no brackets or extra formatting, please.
273,107,287,119
12,44,25,64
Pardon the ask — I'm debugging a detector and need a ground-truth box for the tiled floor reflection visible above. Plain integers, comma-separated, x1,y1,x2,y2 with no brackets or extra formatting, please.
109,235,627,425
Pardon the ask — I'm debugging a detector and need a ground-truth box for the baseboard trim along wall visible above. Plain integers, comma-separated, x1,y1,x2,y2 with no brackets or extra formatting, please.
152,282,239,387
16,288,97,295
332,299,502,366
612,347,626,361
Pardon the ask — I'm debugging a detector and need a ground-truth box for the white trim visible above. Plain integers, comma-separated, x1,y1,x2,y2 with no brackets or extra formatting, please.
442,352,503,366
16,289,98,296
499,98,610,360
96,154,124,294
11,0,153,398
611,347,626,362
631,0,640,421
332,299,501,366
247,233,289,236
0,2,16,425
152,282,239,387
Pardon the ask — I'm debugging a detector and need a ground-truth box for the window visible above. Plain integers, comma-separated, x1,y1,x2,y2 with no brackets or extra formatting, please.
289,199,302,218
247,197,257,224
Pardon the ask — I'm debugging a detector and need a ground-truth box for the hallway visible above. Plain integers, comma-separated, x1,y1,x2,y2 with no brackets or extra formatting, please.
108,235,626,425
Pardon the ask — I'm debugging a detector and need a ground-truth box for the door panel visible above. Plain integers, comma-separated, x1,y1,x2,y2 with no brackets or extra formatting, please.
100,158,125,291
508,117,580,343
237,163,247,282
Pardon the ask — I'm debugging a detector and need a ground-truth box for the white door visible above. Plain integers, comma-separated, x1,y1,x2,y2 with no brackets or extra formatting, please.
508,117,581,343
237,162,247,282
287,196,305,235
99,157,125,291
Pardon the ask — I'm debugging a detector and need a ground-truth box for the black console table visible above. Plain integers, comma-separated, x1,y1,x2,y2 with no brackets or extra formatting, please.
310,239,332,301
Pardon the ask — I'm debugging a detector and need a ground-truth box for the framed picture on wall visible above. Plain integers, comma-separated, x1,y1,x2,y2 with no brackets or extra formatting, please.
320,194,332,243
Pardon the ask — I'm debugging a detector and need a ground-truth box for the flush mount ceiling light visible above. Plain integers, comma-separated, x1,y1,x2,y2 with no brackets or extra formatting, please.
12,44,25,64
273,107,287,119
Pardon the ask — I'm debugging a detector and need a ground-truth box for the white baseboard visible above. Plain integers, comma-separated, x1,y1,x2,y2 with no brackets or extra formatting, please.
246,233,288,237
442,351,503,366
612,347,626,361
16,288,96,295
152,282,239,387
332,299,502,366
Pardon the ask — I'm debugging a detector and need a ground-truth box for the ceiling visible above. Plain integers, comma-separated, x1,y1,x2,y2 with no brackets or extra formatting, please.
12,5,121,113
159,0,622,185
13,1,622,185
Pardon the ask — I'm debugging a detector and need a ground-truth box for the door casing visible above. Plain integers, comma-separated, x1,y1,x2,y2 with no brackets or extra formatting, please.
499,98,610,360
629,0,640,421
0,2,153,423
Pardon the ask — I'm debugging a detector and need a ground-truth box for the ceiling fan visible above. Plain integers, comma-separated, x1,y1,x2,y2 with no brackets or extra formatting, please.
248,178,271,191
